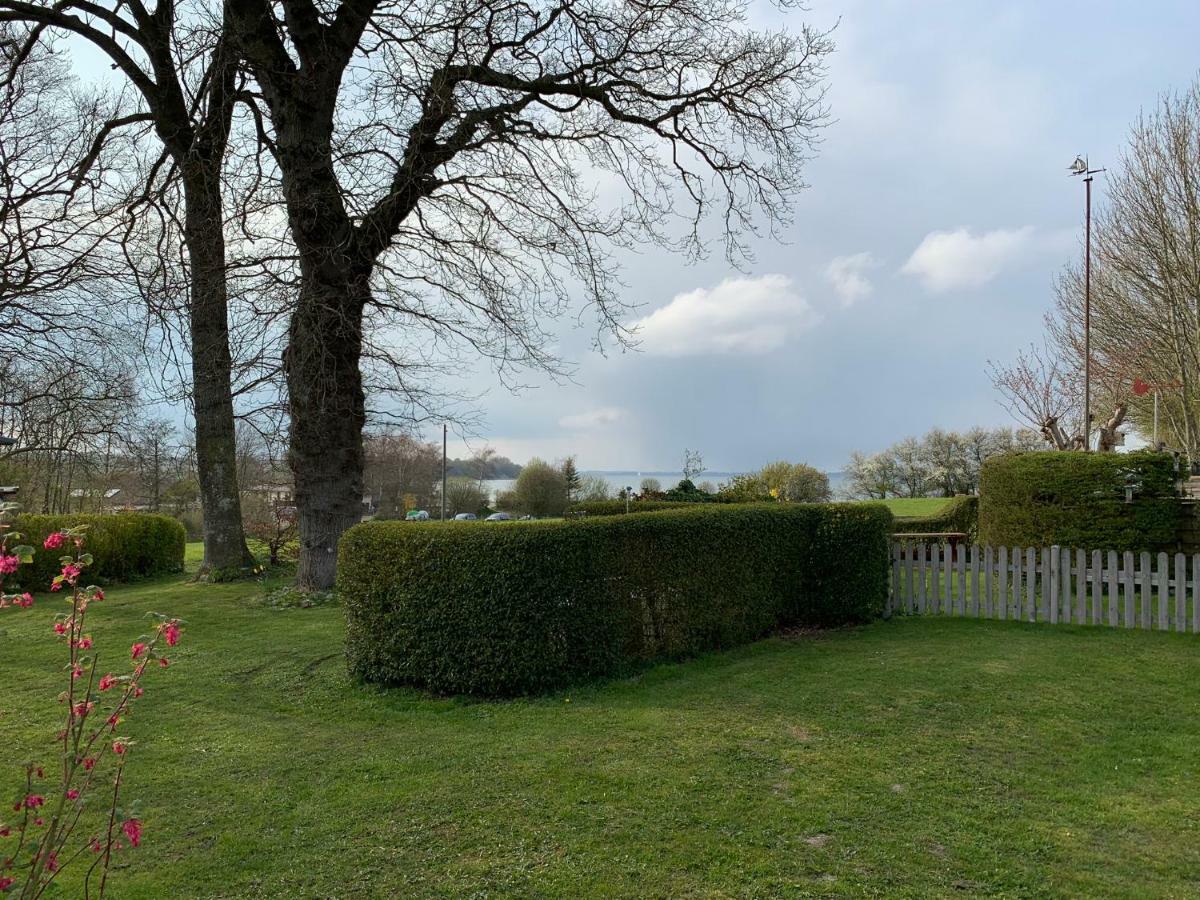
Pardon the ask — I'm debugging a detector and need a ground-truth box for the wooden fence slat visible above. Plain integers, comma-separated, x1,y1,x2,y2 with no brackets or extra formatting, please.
1193,554,1200,634
1060,547,1073,623
917,543,927,615
1080,549,1089,628
956,543,966,616
1091,550,1102,626
905,542,915,614
1175,553,1186,633
1139,551,1153,631
1041,547,1051,621
1157,552,1169,631
1123,551,1136,629
1010,548,1021,620
1107,550,1119,628
892,542,902,614
940,542,950,614
1049,547,1060,625
984,546,994,619
970,545,980,618
1026,547,1037,622
930,543,940,616
997,546,1008,621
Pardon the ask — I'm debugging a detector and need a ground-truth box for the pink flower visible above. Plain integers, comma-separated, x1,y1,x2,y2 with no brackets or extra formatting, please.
45,853,57,873
121,819,141,848
71,701,93,719
112,740,127,756
89,837,102,853
134,686,144,698
81,757,96,771
98,673,118,691
53,622,67,635
65,789,79,801
94,589,104,601
43,532,65,551
162,622,181,647
0,877,12,891
50,582,62,592
23,795,44,809
16,592,33,607
158,657,169,668
130,642,148,660
0,825,10,836
0,556,17,575
61,564,80,580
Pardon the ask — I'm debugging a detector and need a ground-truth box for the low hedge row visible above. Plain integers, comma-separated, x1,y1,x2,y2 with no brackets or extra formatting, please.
891,496,978,538
339,502,893,696
978,450,1179,551
13,513,186,586
567,499,700,516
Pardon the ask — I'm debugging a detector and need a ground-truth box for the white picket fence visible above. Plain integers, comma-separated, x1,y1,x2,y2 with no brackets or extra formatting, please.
890,541,1200,633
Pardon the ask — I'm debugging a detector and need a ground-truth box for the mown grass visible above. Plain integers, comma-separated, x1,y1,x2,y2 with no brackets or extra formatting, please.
2,544,1199,897
878,496,953,518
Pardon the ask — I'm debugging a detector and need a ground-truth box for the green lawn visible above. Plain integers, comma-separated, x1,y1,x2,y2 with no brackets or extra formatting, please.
2,545,1200,897
878,496,952,518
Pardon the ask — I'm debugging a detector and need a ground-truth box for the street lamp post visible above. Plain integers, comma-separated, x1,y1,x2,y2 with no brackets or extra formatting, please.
1070,155,1105,451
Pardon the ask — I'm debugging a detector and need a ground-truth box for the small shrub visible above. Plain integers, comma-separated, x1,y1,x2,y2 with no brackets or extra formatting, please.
978,450,1179,551
13,513,185,586
339,502,892,696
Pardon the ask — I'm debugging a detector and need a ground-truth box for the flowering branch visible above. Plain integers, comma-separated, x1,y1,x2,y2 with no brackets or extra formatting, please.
0,504,183,898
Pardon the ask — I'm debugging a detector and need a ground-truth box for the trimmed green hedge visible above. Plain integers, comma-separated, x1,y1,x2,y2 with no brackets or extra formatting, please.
978,451,1179,551
340,502,893,696
892,496,978,538
13,513,186,586
567,499,700,516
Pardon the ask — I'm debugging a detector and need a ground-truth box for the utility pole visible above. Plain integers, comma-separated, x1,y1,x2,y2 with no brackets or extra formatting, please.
1070,155,1105,450
441,424,448,522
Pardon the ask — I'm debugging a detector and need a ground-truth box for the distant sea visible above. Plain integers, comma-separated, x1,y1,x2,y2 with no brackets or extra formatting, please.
483,470,847,503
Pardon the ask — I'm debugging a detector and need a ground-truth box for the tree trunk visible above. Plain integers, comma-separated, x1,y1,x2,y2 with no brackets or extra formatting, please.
182,168,257,578
285,270,367,591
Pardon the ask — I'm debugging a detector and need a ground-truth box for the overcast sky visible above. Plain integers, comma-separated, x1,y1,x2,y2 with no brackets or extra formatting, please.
432,0,1200,471
66,1,1200,472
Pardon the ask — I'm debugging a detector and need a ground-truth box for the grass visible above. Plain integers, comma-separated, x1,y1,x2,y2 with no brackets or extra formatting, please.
3,545,1200,897
876,496,953,519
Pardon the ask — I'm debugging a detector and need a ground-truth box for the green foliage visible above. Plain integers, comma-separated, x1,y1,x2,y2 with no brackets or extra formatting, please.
506,457,568,517
340,502,893,696
757,461,832,502
663,478,717,502
13,512,185,585
891,495,979,538
978,450,1179,551
568,499,699,516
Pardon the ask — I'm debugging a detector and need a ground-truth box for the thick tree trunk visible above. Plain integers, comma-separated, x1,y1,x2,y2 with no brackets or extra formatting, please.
182,168,257,578
285,272,368,591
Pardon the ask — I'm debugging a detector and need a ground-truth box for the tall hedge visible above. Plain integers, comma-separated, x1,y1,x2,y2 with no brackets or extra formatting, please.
340,502,893,696
13,513,186,586
891,496,978,538
978,450,1179,551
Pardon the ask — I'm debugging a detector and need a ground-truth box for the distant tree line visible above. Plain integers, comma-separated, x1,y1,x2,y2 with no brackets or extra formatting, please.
842,427,1042,500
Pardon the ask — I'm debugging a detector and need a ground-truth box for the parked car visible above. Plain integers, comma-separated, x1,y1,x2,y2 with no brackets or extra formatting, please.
405,509,430,521
485,512,513,521
454,513,477,521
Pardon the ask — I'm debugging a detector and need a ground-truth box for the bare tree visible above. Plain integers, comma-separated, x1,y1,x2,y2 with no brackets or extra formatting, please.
0,2,257,576
222,0,832,589
989,342,1086,450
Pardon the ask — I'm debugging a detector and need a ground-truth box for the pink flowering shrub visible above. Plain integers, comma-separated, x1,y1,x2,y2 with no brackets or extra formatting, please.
0,502,183,897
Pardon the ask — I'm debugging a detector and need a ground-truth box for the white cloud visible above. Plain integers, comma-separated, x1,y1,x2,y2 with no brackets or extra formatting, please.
901,227,1035,293
629,275,819,356
558,406,627,430
824,252,880,306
